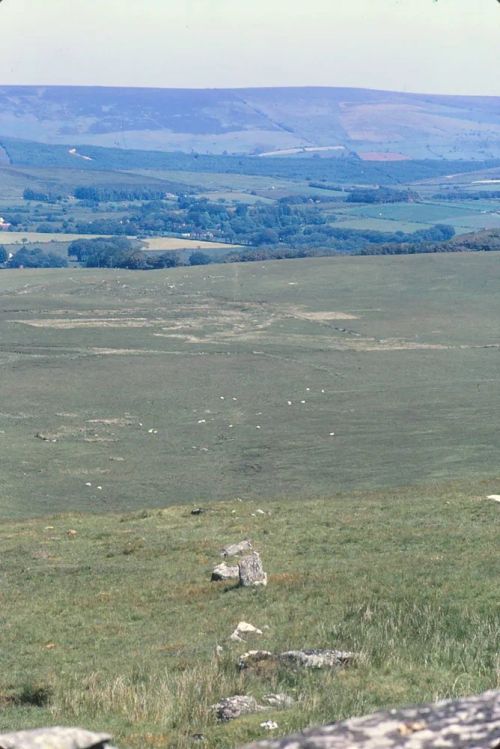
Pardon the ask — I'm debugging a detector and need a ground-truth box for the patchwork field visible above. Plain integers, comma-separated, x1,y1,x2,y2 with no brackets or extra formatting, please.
1,252,500,520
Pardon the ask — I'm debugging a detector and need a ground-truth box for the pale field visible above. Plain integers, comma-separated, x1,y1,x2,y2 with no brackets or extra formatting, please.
143,237,241,251
0,232,241,253
0,232,105,244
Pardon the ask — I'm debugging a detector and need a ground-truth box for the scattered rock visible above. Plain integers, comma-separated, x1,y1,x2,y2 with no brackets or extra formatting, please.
237,689,500,749
279,649,355,669
213,695,266,722
239,551,267,587
0,728,114,749
230,621,263,642
211,563,239,581
221,539,253,558
191,507,206,515
239,649,354,671
263,694,295,709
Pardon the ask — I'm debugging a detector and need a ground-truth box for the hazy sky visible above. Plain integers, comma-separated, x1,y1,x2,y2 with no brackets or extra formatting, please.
0,0,498,95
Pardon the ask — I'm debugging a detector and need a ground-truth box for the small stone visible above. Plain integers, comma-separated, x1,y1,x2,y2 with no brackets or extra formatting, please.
229,621,263,642
239,551,267,587
191,507,205,515
263,693,295,708
213,695,265,722
211,563,239,581
260,721,279,731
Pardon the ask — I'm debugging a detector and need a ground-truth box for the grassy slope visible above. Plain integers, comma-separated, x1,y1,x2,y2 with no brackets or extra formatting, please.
1,253,500,519
0,482,498,748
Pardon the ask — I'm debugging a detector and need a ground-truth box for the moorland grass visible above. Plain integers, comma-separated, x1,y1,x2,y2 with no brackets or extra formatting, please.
0,480,498,748
1,254,500,519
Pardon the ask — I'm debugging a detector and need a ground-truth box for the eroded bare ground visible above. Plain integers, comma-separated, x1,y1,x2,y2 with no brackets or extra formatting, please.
8,291,500,353
34,415,140,444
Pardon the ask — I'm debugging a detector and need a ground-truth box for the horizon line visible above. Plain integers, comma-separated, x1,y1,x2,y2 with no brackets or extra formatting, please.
0,82,499,99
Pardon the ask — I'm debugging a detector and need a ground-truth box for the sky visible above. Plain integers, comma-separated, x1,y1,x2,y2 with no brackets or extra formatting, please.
0,0,498,95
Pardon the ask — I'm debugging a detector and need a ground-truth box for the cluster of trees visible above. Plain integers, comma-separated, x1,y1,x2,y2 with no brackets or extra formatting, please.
70,194,455,254
73,186,169,203
0,245,68,268
358,229,500,256
433,190,500,201
23,188,64,203
346,187,420,203
67,236,210,269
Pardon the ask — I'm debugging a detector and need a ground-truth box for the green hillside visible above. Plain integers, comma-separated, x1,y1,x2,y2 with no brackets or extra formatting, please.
1,252,499,520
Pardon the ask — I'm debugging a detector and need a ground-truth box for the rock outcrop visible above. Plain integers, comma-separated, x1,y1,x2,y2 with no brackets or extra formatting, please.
238,689,500,749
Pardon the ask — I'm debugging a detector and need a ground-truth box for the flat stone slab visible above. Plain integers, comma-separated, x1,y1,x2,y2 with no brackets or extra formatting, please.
0,728,114,749
279,649,355,668
238,649,355,670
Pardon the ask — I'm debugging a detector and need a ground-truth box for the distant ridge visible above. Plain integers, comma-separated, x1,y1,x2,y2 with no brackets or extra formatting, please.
0,85,499,159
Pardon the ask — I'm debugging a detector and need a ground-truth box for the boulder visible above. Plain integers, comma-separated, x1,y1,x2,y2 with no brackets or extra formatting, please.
237,689,500,749
213,695,266,722
279,649,355,669
230,621,263,642
0,728,114,749
211,563,239,581
221,539,253,557
239,551,267,587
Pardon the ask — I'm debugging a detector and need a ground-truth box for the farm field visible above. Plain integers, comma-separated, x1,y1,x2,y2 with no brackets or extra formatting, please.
0,252,500,520
331,199,500,235
143,237,242,251
0,232,108,244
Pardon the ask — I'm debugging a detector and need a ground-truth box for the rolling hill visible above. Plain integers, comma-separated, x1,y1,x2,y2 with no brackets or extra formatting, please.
0,85,499,159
